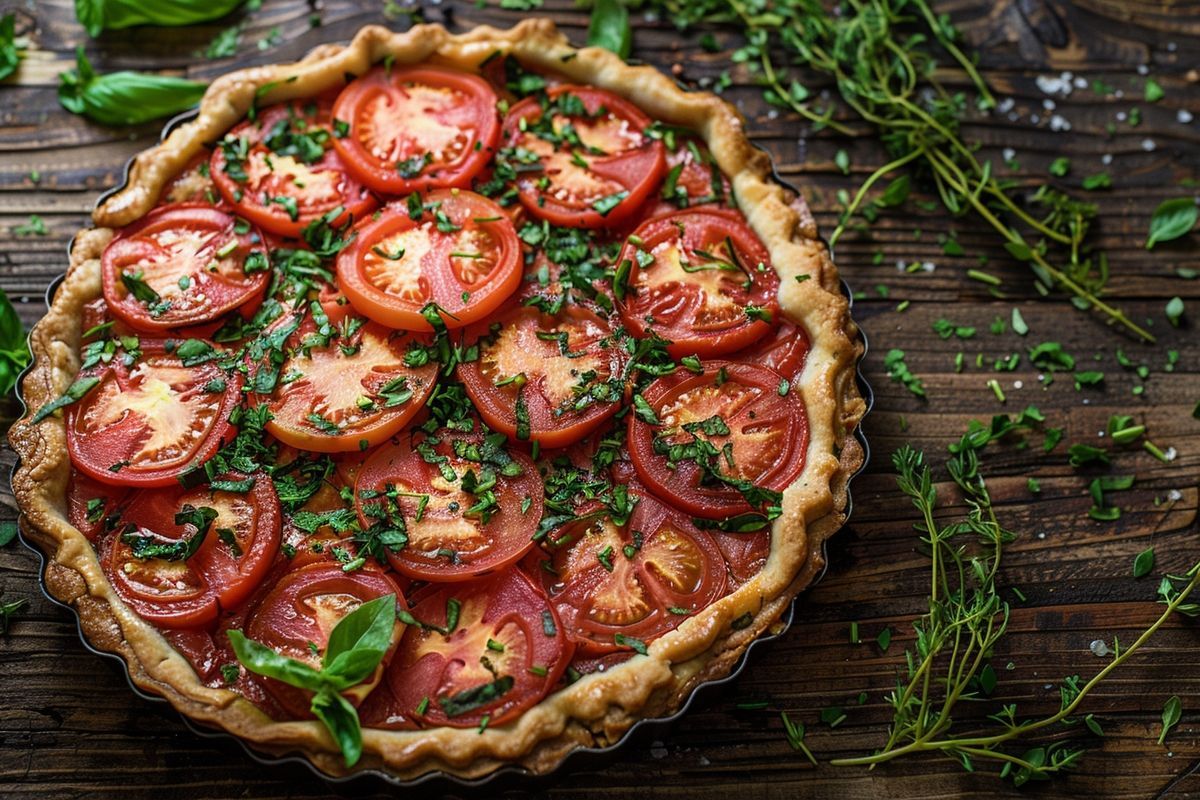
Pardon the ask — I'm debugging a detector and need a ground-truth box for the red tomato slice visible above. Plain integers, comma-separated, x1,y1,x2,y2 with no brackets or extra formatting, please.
385,568,571,728
457,304,629,449
732,319,810,384
257,306,439,453
67,469,128,541
616,208,780,358
99,472,281,628
243,562,405,717
659,136,730,209
332,65,500,194
712,529,770,589
502,86,666,228
538,490,727,654
354,429,543,581
66,340,242,487
211,98,377,237
101,204,270,332
627,363,808,519
336,189,521,331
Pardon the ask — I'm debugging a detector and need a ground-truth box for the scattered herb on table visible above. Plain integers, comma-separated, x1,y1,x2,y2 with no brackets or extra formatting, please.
0,596,26,635
0,288,30,399
1158,695,1182,745
821,425,1200,783
229,594,396,767
0,13,25,81
12,215,47,236
1145,198,1198,250
58,48,207,126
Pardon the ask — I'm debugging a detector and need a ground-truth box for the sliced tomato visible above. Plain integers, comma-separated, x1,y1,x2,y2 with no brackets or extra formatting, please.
732,319,810,383
386,568,571,727
712,530,770,588
162,150,218,206
257,306,439,453
211,98,377,237
336,189,521,331
539,490,727,654
354,429,543,581
332,65,500,194
99,472,281,628
654,136,729,212
627,363,808,519
101,204,270,332
67,469,128,540
66,340,242,487
502,86,665,228
457,304,629,449
616,208,780,358
243,562,405,717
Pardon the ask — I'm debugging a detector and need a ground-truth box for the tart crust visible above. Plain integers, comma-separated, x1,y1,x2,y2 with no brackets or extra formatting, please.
9,20,866,781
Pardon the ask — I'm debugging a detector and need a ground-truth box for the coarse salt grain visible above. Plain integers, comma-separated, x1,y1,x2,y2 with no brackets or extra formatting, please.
1049,115,1071,131
1102,153,1114,165
1179,109,1194,123
1090,640,1110,657
1169,489,1183,501
1003,147,1016,161
1143,138,1157,151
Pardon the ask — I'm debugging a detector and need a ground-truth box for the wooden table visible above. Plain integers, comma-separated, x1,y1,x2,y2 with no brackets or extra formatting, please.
1,1,1198,797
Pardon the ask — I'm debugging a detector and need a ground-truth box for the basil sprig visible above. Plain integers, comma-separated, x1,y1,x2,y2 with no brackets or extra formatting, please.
74,0,247,38
227,594,397,767
58,48,206,126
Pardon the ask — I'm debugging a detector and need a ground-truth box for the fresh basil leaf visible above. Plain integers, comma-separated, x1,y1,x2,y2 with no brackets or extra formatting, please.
0,13,23,82
1133,547,1155,578
58,47,206,126
31,375,100,423
1159,695,1182,745
587,0,631,60
1146,198,1198,250
226,629,326,692
310,687,363,767
74,0,247,38
321,594,396,686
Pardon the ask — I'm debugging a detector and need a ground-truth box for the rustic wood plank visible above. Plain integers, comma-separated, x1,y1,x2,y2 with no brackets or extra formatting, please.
1,1,1200,798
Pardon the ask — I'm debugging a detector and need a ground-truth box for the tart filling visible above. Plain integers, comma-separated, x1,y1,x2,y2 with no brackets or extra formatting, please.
10,20,865,781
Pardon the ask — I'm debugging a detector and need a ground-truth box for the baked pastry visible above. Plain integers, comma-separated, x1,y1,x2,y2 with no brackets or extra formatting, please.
9,20,866,781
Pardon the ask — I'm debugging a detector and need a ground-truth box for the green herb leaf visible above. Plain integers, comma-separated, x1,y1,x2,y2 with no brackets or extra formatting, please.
1146,198,1197,249
74,0,246,37
31,375,101,423
0,13,25,81
321,594,396,687
1159,695,1182,745
586,0,631,60
1165,296,1185,327
227,629,326,691
58,47,206,126
438,676,515,717
1133,547,1155,579
310,687,364,767
0,521,17,548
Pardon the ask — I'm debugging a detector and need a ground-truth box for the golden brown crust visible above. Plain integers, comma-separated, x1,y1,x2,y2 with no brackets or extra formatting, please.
9,19,866,781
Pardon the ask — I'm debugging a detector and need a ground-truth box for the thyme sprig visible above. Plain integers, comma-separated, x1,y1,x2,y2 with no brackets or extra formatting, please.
647,0,1153,341
827,433,1200,783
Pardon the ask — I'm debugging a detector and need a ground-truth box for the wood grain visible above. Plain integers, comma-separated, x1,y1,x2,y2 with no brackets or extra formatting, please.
1,1,1199,798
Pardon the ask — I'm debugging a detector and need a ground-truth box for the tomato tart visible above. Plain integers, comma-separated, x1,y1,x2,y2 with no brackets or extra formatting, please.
10,20,865,782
